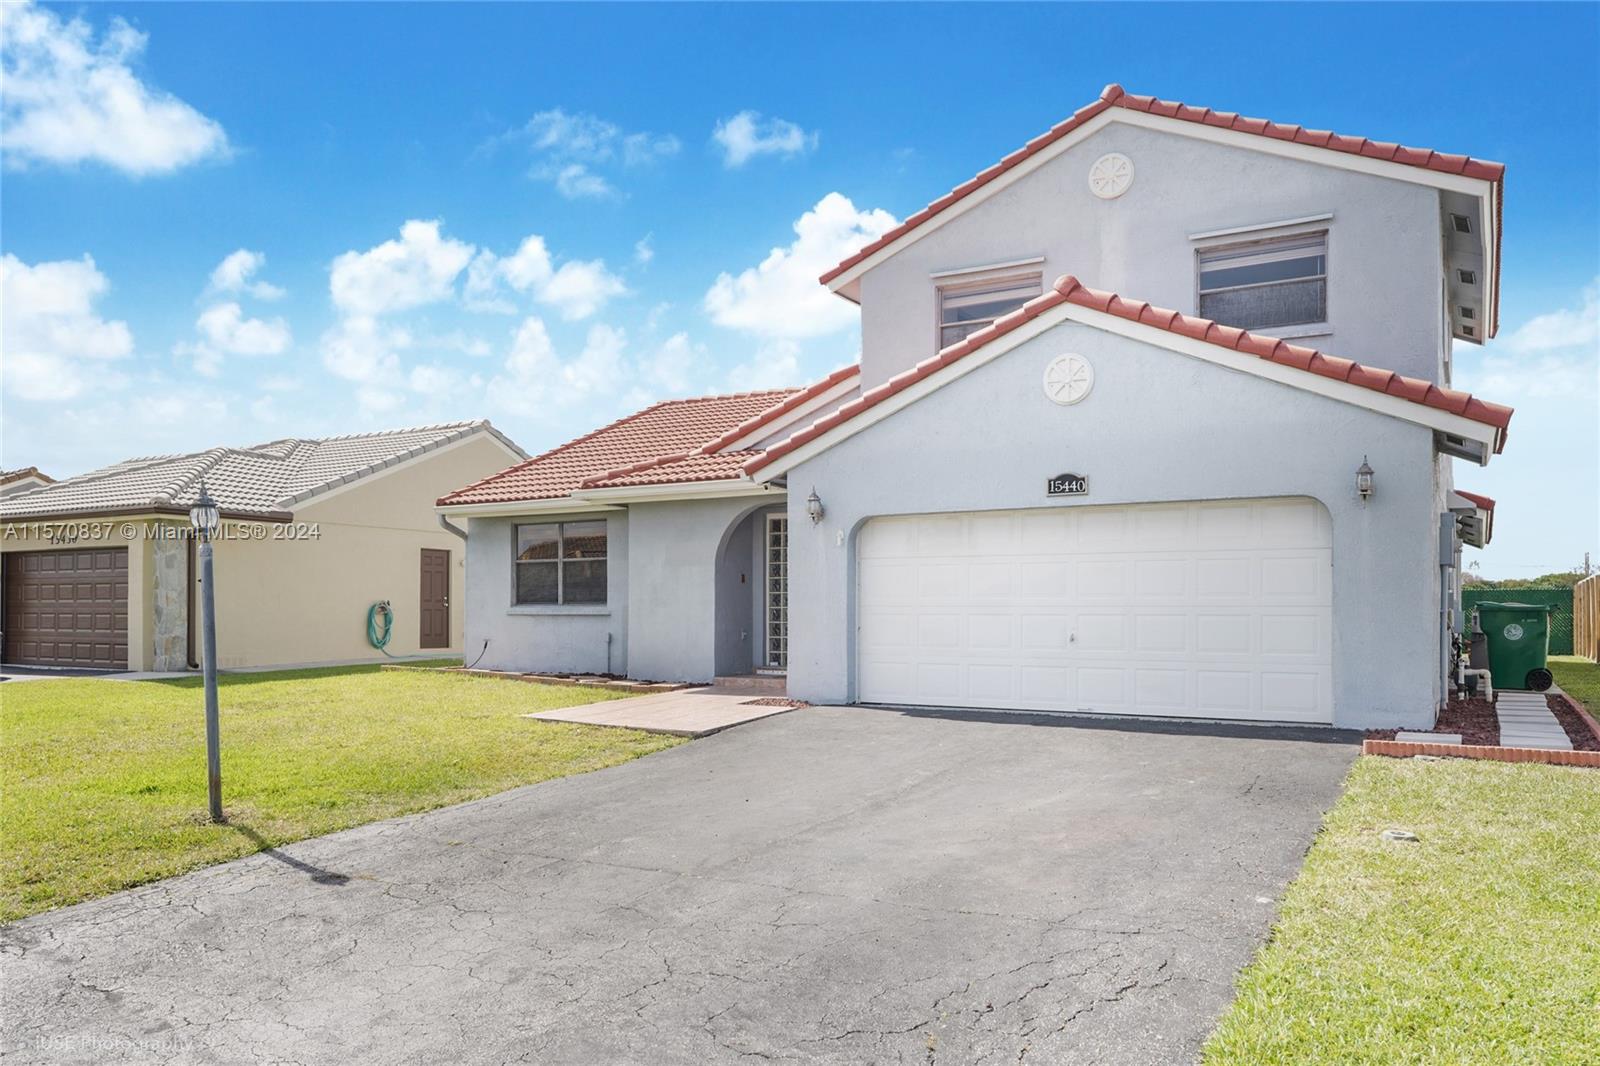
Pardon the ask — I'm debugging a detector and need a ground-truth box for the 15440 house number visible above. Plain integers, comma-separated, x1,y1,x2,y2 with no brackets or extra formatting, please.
1047,473,1088,496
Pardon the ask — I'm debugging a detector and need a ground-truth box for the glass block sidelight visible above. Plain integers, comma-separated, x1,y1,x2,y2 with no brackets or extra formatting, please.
766,516,788,669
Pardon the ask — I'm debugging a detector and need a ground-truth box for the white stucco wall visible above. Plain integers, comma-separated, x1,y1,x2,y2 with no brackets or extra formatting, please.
782,318,1447,731
465,495,789,684
626,497,783,683
465,511,630,676
856,121,1448,391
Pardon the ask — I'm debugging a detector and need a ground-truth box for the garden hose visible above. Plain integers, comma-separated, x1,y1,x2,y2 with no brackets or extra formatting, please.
367,600,397,657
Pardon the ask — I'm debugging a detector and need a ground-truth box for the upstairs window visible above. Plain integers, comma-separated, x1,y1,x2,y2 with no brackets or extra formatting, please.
515,520,607,605
937,274,1042,350
1197,233,1327,331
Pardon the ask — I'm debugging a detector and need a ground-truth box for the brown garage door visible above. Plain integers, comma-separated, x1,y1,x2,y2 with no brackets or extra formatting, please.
3,548,129,669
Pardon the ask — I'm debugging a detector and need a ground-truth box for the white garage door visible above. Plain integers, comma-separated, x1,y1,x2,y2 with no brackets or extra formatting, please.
856,497,1332,723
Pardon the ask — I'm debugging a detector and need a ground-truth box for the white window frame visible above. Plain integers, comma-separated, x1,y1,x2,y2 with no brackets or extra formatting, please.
1195,230,1329,334
513,520,608,606
935,271,1043,352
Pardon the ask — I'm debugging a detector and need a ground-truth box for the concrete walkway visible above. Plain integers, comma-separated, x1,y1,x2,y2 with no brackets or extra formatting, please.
1496,691,1571,750
525,685,799,737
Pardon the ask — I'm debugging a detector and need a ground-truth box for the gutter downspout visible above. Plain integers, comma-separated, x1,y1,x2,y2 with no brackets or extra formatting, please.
437,513,468,541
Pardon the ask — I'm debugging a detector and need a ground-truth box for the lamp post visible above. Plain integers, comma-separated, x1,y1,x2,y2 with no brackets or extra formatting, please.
189,484,224,823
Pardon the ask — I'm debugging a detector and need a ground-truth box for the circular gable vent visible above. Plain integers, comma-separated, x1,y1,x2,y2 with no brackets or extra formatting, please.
1088,153,1134,200
1043,354,1094,406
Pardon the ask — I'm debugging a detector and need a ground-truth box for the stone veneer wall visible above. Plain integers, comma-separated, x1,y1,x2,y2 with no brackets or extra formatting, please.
151,533,188,672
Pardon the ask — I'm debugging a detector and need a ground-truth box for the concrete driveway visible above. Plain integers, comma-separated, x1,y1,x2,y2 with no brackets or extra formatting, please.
1,706,1356,1065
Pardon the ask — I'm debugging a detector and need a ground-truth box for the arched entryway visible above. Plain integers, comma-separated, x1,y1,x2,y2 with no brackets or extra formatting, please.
713,502,787,677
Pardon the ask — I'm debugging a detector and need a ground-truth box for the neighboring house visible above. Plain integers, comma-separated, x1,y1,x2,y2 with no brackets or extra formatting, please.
439,84,1514,731
0,468,56,497
1,423,525,672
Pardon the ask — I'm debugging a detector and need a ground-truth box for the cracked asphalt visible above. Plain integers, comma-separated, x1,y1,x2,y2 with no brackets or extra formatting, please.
1,705,1357,1065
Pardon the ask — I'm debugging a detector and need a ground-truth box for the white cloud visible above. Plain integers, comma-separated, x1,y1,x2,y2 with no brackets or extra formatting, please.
355,385,404,417
727,339,801,392
464,235,625,320
552,163,614,200
177,301,292,377
644,332,700,394
320,315,409,384
207,249,284,300
195,302,290,356
1,253,133,401
1503,280,1598,356
329,220,474,317
0,0,228,175
1456,280,1600,401
634,234,655,265
408,362,480,396
712,111,818,168
540,261,628,321
490,318,631,416
499,235,554,291
704,192,896,338
495,108,679,199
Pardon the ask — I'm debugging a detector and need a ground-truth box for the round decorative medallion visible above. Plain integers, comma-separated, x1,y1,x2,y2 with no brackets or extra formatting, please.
1043,354,1094,406
1503,623,1524,641
1088,152,1134,199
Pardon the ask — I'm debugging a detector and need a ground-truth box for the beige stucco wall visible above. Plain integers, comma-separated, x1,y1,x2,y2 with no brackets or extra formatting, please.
3,432,519,673
203,433,515,669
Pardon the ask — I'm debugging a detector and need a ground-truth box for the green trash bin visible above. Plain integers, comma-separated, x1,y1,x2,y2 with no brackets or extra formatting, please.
1474,601,1554,692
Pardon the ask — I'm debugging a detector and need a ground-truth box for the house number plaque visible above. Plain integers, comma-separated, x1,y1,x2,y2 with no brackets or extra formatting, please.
1047,473,1088,497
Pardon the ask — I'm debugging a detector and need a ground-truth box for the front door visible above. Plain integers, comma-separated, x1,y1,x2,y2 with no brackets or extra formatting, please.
420,548,450,650
765,516,788,668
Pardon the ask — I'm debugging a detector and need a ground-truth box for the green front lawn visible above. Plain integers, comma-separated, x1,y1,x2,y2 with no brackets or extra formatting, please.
1550,655,1600,715
1204,756,1600,1064
1,666,682,922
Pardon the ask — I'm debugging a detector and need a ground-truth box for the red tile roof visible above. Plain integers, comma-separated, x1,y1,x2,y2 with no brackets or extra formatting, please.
1455,490,1495,511
582,451,762,490
746,275,1514,475
819,83,1505,329
695,364,860,456
437,391,797,506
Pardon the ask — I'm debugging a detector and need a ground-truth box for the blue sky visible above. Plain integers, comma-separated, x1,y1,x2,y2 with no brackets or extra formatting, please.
2,1,1596,578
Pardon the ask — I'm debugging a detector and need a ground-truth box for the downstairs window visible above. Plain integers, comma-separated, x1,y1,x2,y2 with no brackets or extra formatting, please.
515,520,607,605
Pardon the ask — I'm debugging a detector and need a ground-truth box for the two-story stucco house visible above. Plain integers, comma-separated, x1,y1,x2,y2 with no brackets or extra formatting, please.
439,84,1513,731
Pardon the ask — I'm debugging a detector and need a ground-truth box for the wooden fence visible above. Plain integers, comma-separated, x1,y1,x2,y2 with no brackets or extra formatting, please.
1576,574,1600,662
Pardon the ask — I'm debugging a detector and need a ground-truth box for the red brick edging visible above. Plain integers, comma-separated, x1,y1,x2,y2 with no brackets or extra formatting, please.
1363,738,1600,768
1556,692,1600,744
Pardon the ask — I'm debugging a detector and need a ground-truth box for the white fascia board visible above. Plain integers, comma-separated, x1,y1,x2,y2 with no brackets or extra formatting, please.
1483,188,1500,337
825,108,1498,295
754,302,1502,482
716,375,862,453
573,478,785,504
434,498,624,518
1064,303,1503,453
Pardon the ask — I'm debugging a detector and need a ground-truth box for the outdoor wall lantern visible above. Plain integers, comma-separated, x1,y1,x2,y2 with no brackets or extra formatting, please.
1356,456,1375,502
806,488,825,524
